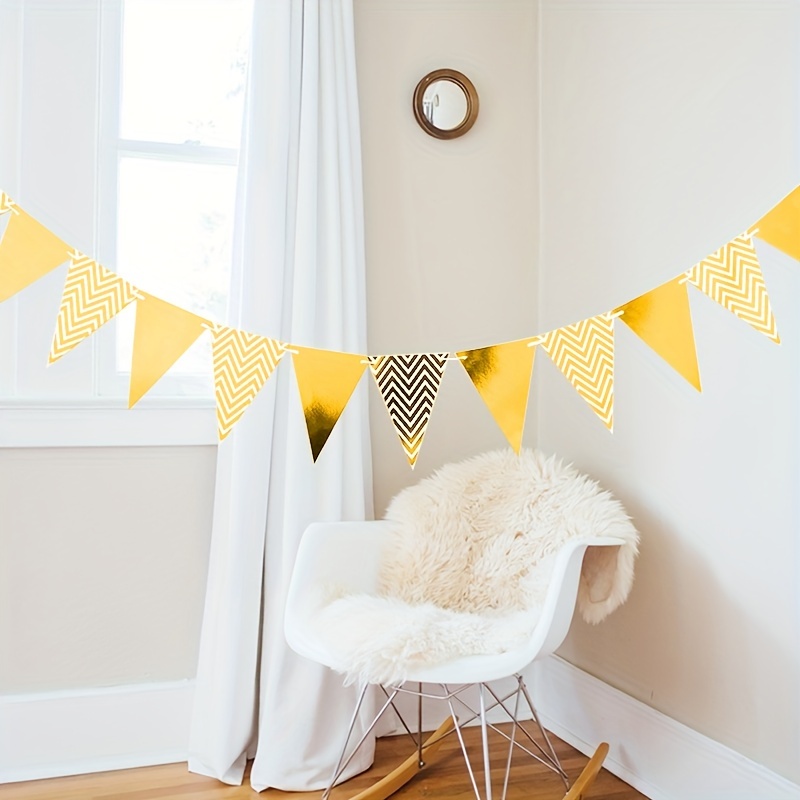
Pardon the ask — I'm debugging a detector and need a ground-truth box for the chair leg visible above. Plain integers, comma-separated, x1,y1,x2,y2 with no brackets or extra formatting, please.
323,685,399,800
519,677,569,791
445,685,484,800
478,684,493,800
500,679,521,800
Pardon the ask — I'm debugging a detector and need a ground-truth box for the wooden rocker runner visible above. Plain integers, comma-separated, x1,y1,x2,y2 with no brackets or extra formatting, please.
337,712,610,800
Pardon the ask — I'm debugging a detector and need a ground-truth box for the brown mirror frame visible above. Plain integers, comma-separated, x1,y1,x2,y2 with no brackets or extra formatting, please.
412,69,479,140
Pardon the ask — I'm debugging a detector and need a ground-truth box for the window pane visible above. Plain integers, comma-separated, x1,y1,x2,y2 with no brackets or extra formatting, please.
120,0,251,147
115,156,237,375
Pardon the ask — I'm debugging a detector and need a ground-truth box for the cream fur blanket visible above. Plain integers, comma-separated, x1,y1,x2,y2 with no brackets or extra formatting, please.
314,449,638,685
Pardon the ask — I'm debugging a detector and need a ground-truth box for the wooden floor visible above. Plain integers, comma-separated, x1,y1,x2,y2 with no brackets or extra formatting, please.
0,725,647,800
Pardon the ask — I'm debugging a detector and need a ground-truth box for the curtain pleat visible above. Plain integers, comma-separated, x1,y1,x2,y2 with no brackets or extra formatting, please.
188,0,375,790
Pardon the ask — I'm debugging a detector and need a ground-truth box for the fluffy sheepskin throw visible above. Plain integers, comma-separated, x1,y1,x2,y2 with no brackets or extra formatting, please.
314,449,638,685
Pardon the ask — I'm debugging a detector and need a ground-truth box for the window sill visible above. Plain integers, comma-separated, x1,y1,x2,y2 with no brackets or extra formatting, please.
0,403,218,448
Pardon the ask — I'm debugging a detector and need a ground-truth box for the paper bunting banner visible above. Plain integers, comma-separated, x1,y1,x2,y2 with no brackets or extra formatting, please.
0,195,70,303
686,232,780,343
291,346,368,462
458,338,536,453
129,294,208,407
369,352,449,468
211,324,285,440
755,185,800,260
617,277,701,391
539,313,615,430
49,251,139,363
0,184,791,452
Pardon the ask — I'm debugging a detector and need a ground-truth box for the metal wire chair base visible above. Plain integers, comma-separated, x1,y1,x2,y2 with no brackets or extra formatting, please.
322,675,569,800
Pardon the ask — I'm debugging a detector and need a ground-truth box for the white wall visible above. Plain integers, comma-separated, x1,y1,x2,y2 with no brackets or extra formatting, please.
355,0,540,513
538,0,800,784
0,2,216,699
0,447,215,692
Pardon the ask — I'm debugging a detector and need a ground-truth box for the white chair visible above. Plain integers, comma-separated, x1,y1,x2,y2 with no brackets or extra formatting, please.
285,450,638,800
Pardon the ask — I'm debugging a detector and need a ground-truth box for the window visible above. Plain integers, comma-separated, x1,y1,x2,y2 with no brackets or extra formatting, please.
0,0,252,446
98,0,252,400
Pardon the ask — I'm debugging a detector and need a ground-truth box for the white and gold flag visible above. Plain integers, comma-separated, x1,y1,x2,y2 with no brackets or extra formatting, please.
540,313,615,431
49,252,139,363
211,324,285,440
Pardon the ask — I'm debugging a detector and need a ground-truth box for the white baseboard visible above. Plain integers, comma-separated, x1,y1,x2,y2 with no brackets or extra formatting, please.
0,680,194,784
528,656,800,800
4,665,798,800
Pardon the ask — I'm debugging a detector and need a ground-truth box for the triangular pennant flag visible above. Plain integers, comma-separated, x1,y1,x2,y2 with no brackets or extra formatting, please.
129,294,208,407
211,324,285,440
291,346,368,462
754,185,800,260
0,196,70,303
540,313,615,430
617,276,701,391
49,251,139,363
368,352,449,468
686,232,780,343
1,192,16,214
457,338,536,453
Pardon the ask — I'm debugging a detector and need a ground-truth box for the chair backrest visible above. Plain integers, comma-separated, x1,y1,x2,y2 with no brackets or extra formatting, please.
528,537,625,662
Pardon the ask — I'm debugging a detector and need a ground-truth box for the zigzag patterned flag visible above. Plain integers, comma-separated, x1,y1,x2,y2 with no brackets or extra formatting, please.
686,232,780,343
368,352,449,468
540,313,615,430
49,251,139,363
211,324,285,440
0,194,71,303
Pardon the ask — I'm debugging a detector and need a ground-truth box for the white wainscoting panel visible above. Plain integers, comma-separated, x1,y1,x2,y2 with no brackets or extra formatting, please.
0,680,194,783
529,656,800,800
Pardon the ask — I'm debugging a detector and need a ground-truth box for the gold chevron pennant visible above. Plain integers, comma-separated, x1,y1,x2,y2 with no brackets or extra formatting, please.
457,338,536,453
211,324,285,440
0,196,71,303
292,346,368,462
129,294,208,407
540,313,615,430
49,252,139,363
686,232,779,343
754,185,800,260
368,352,449,468
617,277,701,391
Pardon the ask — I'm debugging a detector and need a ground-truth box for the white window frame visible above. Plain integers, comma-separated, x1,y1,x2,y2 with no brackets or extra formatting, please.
0,0,250,448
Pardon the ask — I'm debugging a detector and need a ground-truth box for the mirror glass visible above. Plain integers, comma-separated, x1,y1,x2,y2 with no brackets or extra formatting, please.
421,79,469,130
413,69,479,140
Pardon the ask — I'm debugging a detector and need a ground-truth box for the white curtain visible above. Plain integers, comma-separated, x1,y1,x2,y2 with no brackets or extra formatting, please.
188,0,376,791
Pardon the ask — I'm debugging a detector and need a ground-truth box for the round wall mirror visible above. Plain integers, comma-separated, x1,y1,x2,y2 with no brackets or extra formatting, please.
413,69,479,140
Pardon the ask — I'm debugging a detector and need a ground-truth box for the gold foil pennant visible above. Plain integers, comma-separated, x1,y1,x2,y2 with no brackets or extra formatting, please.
0,198,71,303
129,294,208,407
618,277,701,391
291,346,368,461
458,338,536,453
755,185,800,260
